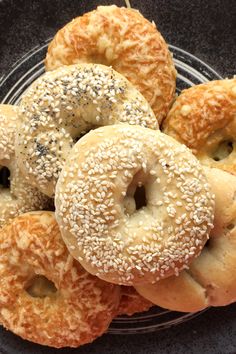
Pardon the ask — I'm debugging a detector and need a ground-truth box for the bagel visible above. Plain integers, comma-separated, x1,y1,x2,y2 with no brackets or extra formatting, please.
163,78,236,174
16,63,158,197
0,104,49,227
135,167,236,312
117,287,153,316
0,104,17,160
0,211,120,348
45,5,177,123
55,124,215,286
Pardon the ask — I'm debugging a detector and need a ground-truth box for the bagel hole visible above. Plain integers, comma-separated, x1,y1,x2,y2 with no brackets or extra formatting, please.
204,239,211,248
123,170,150,215
0,166,10,188
25,275,57,298
211,140,234,161
124,184,147,216
47,198,55,211
88,54,110,66
134,185,147,210
73,136,80,144
73,126,100,144
226,223,235,231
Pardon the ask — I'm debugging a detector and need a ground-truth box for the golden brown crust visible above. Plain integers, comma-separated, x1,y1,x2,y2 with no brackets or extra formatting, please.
163,79,236,174
117,287,153,316
135,167,236,312
0,212,120,348
45,5,176,123
55,124,214,286
135,271,208,313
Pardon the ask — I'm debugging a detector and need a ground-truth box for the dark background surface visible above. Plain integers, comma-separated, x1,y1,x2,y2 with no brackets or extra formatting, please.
0,0,236,353
0,0,235,78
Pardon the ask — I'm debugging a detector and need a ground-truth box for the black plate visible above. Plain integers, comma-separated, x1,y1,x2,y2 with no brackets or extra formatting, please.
0,1,236,353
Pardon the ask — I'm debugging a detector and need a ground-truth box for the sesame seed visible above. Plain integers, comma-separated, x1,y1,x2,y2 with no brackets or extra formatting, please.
17,64,157,196
56,124,215,285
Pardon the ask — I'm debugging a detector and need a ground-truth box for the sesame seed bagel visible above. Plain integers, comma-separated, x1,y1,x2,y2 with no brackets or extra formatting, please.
16,63,157,197
0,104,17,160
135,167,236,312
0,105,49,227
45,5,177,124
117,287,153,316
163,78,236,174
0,211,120,348
55,124,215,286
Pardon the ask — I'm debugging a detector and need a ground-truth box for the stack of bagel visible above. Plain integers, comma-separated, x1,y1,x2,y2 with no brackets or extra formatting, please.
0,4,235,349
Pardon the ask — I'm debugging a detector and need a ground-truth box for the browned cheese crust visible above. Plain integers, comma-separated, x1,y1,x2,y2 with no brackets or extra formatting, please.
117,286,153,316
45,5,177,123
0,211,120,348
163,79,236,174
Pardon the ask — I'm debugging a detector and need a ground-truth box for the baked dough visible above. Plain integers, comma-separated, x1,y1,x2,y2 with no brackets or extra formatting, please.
55,124,215,285
0,211,120,348
0,104,49,227
135,167,236,312
16,63,157,197
117,287,153,316
45,5,177,123
163,79,236,174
